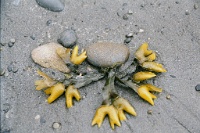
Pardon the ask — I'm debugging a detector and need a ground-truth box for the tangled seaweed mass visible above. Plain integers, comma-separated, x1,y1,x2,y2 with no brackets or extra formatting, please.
31,42,166,129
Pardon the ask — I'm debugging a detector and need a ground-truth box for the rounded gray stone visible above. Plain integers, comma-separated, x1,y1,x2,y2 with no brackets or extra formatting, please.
86,42,130,67
57,29,77,48
36,0,64,12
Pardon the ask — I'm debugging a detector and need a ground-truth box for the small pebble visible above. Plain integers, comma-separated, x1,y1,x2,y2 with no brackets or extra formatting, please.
170,75,176,78
57,29,77,47
52,122,61,129
175,1,179,4
194,4,198,10
124,37,132,43
30,35,36,40
12,66,18,73
123,14,128,20
127,10,133,14
0,68,5,76
7,65,13,72
195,84,200,91
40,117,46,124
185,10,189,15
0,42,6,46
126,33,133,38
166,94,171,99
139,29,144,33
10,38,16,43
46,20,52,26
35,115,40,120
147,110,152,115
8,42,14,47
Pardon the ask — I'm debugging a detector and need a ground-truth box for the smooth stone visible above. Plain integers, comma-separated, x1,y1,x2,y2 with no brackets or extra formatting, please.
8,42,14,47
195,84,200,91
46,20,52,26
123,14,128,20
86,42,130,67
31,43,70,73
57,29,77,48
124,38,132,43
36,0,64,12
0,68,5,76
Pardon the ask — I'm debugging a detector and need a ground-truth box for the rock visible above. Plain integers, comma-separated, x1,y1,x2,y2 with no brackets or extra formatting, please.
46,20,52,26
35,0,64,12
124,38,132,43
10,38,16,43
57,29,77,48
31,43,70,73
7,64,13,72
30,35,36,40
195,84,200,91
194,4,198,10
123,14,128,20
86,42,130,67
185,10,189,15
52,122,61,129
0,68,5,76
8,42,14,47
126,33,133,38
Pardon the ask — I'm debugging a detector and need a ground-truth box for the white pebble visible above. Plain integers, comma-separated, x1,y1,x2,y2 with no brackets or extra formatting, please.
53,122,61,129
139,29,144,33
35,115,40,120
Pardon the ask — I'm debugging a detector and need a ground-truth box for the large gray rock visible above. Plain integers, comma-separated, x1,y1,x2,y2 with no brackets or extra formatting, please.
31,43,70,73
36,0,64,12
86,42,130,67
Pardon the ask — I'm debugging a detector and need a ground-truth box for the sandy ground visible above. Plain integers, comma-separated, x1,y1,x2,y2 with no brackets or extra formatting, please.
1,0,200,133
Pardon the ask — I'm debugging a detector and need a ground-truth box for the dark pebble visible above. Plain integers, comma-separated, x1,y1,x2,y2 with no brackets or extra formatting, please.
3,103,11,113
40,117,46,124
36,0,64,12
0,42,6,46
123,14,128,20
30,35,36,40
12,66,18,73
46,20,52,26
170,75,176,78
175,1,179,4
0,68,5,76
185,10,189,15
57,29,77,47
124,37,132,43
8,42,14,47
195,84,200,91
123,3,127,6
7,65,13,72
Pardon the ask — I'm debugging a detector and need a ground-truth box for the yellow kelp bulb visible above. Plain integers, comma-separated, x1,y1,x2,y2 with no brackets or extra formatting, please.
147,52,156,62
44,83,65,103
133,71,156,82
65,85,81,108
92,105,121,129
70,46,87,65
113,97,136,121
135,42,153,63
137,84,162,105
35,70,57,90
142,62,167,72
